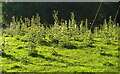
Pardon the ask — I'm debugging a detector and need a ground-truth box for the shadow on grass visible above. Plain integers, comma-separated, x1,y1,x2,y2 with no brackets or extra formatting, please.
41,41,52,46
63,44,78,49
100,52,113,57
31,53,74,65
52,53,70,58
2,52,19,61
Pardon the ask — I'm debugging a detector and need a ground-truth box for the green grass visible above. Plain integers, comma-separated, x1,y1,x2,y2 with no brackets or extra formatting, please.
1,36,119,72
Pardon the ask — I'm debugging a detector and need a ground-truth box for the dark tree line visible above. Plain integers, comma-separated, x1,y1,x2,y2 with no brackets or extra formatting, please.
116,1,120,24
2,2,119,25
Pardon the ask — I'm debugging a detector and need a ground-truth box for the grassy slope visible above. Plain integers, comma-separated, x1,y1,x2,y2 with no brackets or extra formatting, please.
1,36,119,72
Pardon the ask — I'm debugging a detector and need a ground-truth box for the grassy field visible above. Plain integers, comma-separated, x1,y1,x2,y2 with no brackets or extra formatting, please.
1,13,120,72
1,35,119,72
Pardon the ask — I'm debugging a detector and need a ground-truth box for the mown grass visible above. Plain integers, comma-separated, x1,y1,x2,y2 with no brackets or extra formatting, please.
1,35,119,72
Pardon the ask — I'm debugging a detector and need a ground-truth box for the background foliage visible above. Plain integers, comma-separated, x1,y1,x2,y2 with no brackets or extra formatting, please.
2,2,119,25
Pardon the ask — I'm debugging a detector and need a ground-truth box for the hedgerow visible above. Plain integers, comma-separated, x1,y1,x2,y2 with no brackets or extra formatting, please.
3,11,119,49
